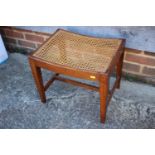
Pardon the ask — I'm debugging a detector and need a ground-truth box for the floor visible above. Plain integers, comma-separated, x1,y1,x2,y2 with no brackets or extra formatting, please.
0,53,155,129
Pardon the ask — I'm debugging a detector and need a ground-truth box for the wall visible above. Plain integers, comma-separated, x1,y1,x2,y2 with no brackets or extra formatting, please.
0,26,155,84
17,26,155,53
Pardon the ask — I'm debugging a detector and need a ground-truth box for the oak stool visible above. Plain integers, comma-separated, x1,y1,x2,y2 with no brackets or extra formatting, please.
29,29,125,123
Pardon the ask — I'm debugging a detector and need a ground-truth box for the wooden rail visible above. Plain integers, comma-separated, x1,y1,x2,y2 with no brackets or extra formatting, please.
44,74,99,92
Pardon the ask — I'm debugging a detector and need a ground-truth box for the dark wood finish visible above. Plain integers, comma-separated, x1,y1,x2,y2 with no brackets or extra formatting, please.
55,76,99,91
28,32,125,123
106,39,126,76
116,50,125,89
44,73,59,91
99,75,109,123
29,55,99,81
29,59,46,103
107,78,119,104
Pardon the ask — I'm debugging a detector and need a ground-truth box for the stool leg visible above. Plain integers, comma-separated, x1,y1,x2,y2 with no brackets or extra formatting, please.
116,52,124,89
29,60,46,103
99,75,109,123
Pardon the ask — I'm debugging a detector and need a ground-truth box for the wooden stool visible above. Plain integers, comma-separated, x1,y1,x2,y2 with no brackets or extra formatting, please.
28,29,125,123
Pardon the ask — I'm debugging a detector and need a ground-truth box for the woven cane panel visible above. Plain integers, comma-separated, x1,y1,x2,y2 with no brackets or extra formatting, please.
33,29,122,73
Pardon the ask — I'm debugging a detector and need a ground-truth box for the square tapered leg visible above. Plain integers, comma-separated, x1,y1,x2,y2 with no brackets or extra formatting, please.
116,52,124,89
29,59,46,103
99,75,109,123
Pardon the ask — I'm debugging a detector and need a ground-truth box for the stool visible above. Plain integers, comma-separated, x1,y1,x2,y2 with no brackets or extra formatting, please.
28,29,125,123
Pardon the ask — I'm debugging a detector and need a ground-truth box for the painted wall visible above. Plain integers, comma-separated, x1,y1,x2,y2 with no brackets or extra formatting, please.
16,26,155,53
